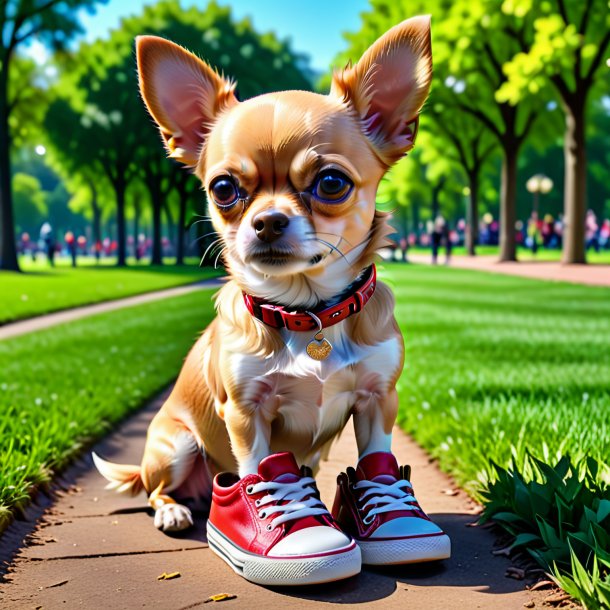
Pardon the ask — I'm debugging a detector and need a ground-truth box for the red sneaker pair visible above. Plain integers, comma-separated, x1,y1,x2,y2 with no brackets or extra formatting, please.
206,451,450,586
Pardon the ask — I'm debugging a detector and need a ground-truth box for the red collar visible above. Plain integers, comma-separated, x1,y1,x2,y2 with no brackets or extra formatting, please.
243,265,377,332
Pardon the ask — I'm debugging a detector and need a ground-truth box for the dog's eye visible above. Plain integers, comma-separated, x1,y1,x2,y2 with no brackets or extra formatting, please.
312,170,353,203
209,176,240,209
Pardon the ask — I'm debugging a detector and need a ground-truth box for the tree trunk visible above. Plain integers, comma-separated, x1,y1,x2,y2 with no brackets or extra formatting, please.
431,180,444,220
499,144,518,262
133,198,140,262
0,68,19,271
561,100,587,264
411,202,420,244
88,179,101,247
466,171,479,256
115,177,127,267
176,194,187,266
163,201,175,258
150,186,163,266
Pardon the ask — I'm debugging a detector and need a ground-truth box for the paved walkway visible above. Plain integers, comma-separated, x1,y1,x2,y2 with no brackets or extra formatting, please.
408,253,610,287
0,278,225,341
0,389,545,610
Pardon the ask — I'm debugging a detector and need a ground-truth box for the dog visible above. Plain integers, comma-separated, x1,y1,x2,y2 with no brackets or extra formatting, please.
94,16,449,584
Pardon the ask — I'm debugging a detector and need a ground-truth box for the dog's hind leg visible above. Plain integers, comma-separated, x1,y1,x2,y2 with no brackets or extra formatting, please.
94,407,212,533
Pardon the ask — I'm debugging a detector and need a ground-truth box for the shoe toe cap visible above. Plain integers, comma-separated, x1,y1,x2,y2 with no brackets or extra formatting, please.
370,516,443,539
269,526,352,556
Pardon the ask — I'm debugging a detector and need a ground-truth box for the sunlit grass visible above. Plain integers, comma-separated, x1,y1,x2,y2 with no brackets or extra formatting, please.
0,288,217,531
2,262,609,532
0,260,221,324
407,245,610,263
384,264,610,496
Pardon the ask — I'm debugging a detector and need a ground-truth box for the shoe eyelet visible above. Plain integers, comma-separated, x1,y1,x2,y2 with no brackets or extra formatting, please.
255,499,261,507
246,485,254,494
266,524,273,531
258,511,267,519
363,514,374,525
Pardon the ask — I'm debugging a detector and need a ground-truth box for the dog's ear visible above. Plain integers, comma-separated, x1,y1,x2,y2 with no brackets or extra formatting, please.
331,16,432,165
136,35,238,166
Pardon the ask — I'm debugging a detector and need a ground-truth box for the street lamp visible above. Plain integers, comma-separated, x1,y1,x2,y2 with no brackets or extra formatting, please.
526,174,553,214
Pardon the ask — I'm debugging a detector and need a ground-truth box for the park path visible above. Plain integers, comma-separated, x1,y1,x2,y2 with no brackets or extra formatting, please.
0,388,545,610
0,277,225,341
408,252,610,287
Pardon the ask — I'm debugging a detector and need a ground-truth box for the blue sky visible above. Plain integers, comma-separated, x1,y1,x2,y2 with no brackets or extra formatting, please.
74,0,370,72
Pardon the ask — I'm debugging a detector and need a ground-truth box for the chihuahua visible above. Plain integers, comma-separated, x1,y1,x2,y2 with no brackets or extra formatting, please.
94,17,433,547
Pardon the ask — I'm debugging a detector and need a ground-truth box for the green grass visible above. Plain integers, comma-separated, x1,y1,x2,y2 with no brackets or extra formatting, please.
0,288,217,529
0,260,220,325
407,245,610,263
384,264,610,495
2,262,609,536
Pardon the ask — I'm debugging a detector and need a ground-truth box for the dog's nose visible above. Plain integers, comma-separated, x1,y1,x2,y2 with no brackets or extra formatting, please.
252,211,290,243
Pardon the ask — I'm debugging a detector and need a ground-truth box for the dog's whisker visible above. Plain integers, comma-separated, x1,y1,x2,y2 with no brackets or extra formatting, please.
308,237,352,266
202,237,224,263
214,246,226,269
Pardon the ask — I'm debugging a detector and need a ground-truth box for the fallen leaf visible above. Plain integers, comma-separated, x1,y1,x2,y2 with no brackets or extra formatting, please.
46,580,69,589
157,571,181,581
442,489,458,496
465,521,479,527
204,593,237,603
529,580,555,591
492,546,512,557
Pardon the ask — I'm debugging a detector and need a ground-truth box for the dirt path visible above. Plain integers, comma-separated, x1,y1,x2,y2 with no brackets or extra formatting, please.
0,278,225,341
408,253,610,287
0,389,543,610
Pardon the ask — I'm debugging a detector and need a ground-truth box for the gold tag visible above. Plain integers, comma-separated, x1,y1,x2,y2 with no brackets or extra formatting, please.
306,331,332,361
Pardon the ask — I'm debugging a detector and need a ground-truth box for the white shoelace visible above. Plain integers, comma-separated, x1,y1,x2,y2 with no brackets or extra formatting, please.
353,479,419,523
248,477,329,531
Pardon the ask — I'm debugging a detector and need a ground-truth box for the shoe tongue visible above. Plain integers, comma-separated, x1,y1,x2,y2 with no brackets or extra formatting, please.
258,452,301,482
356,452,400,484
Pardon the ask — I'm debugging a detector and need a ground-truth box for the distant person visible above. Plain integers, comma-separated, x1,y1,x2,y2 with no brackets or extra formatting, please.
40,222,55,267
65,231,77,267
600,219,610,250
527,212,541,255
431,215,451,265
585,210,599,252
398,236,409,262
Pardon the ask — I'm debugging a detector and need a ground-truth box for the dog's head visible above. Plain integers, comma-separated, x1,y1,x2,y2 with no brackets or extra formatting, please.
136,17,432,306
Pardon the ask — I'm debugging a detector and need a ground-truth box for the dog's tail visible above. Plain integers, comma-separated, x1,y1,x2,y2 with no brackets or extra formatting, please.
92,452,145,496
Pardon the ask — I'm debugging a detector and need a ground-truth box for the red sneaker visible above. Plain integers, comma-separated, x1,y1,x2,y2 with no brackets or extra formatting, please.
332,452,451,565
207,452,361,586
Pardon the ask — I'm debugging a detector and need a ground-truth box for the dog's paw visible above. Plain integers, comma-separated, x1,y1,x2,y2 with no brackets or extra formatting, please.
154,503,194,532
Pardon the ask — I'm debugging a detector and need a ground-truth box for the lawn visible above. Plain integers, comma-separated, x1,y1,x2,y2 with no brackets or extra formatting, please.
385,264,610,495
1,263,609,532
0,260,221,325
0,287,217,530
407,245,610,263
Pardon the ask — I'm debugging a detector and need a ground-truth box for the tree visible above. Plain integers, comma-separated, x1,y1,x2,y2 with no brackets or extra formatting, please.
332,0,545,262
44,98,113,253
434,0,547,261
119,0,312,266
498,0,610,263
425,96,498,255
0,0,106,271
13,172,47,234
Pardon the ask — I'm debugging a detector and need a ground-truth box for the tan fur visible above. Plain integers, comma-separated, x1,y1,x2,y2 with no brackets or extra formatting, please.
95,18,432,529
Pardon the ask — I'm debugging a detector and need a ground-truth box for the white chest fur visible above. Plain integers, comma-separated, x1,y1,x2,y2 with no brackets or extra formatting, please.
228,324,400,457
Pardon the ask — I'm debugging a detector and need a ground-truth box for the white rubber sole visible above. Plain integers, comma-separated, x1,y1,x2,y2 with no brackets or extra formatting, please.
358,533,451,565
207,522,362,586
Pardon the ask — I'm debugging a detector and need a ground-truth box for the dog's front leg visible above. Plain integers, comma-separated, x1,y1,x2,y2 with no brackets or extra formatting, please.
352,383,398,458
222,377,279,477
